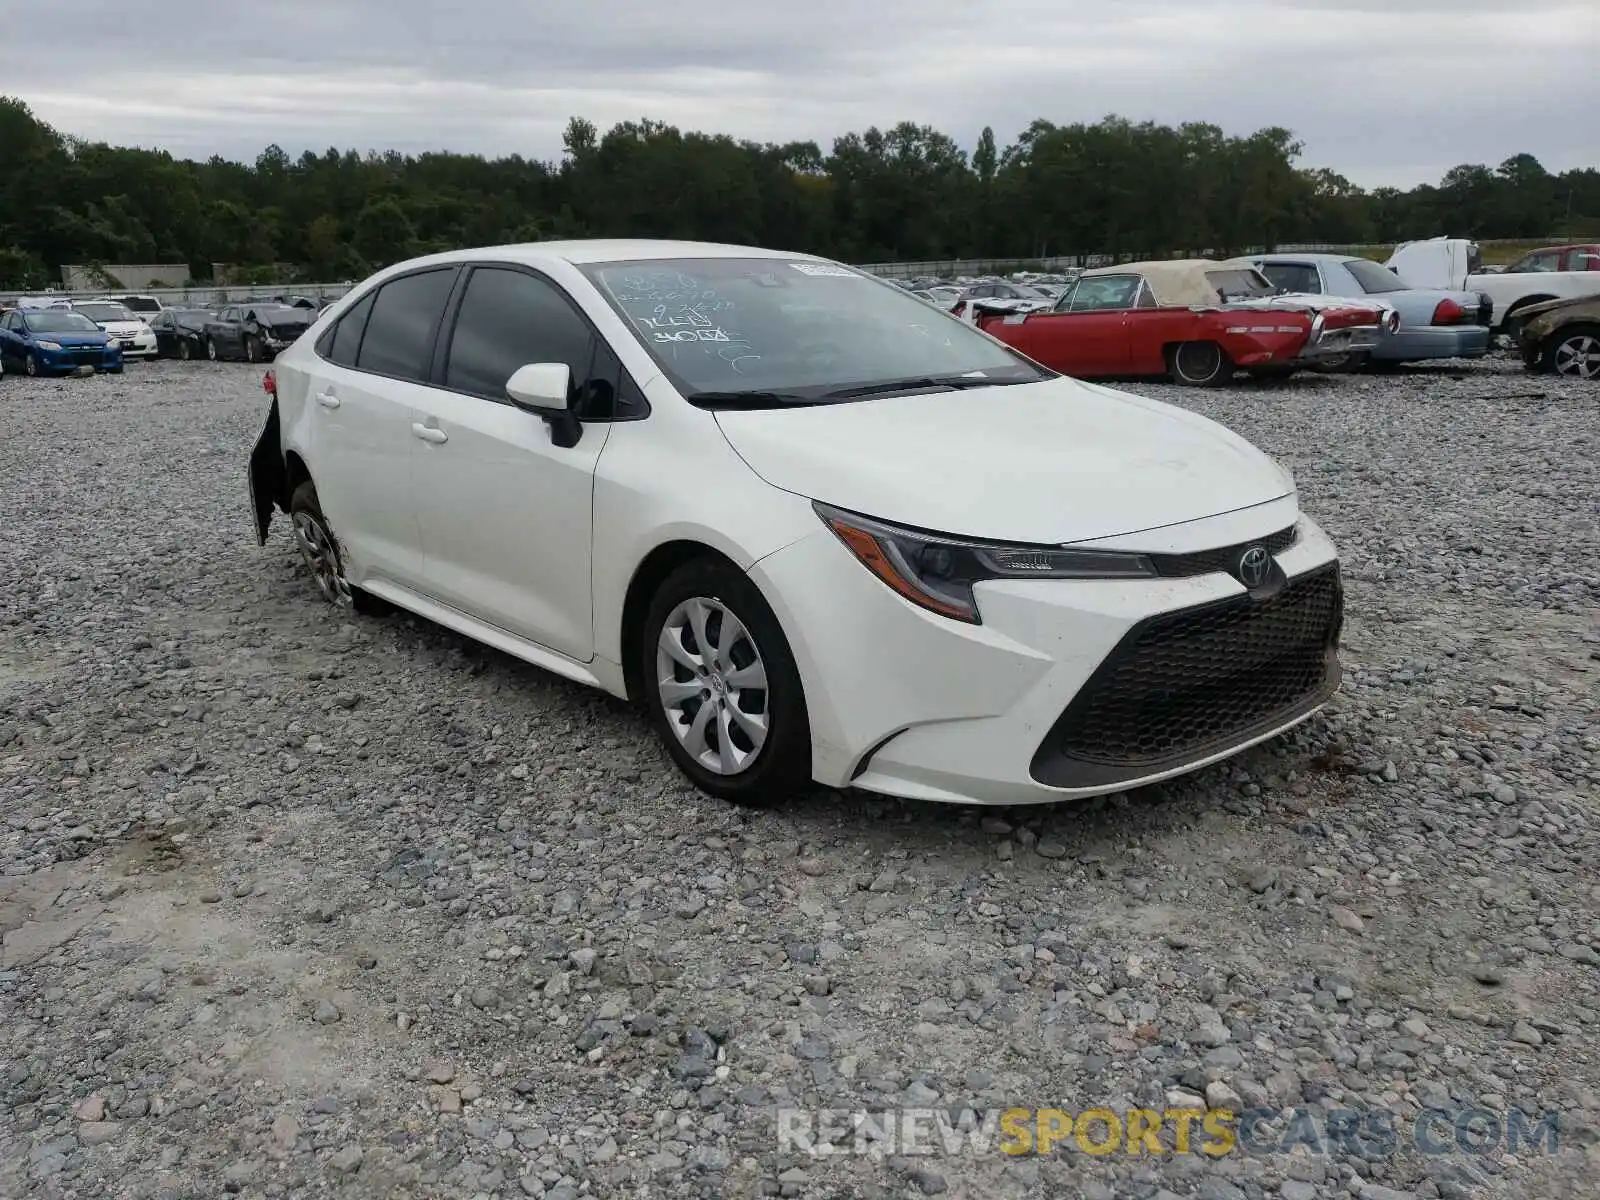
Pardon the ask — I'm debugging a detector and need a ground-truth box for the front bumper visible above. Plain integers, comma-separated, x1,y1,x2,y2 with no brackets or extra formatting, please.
261,332,306,357
38,345,122,373
108,333,159,358
1371,324,1491,362
751,510,1343,805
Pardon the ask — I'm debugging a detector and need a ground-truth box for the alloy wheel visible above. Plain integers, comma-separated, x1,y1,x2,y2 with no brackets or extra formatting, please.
1553,334,1600,380
655,596,769,775
25,354,39,377
291,511,353,607
206,338,217,361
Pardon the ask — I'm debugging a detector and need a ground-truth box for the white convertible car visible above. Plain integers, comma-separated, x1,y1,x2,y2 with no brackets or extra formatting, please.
249,240,1344,807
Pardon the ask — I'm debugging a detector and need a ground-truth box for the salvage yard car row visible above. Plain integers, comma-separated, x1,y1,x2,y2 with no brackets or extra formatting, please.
940,238,1600,384
0,294,328,376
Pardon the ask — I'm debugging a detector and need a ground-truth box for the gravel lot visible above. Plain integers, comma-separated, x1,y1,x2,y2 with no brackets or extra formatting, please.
1,357,1596,1200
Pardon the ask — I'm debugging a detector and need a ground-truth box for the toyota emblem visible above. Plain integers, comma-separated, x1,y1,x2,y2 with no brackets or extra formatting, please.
1237,546,1271,588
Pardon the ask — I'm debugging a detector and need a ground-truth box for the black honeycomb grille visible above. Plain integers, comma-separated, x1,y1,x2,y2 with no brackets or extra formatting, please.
1033,565,1342,782
1148,525,1298,579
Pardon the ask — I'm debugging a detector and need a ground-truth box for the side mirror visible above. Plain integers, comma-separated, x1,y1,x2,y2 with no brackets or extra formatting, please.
506,362,581,448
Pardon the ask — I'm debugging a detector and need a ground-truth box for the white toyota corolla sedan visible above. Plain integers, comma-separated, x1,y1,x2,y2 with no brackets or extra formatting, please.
248,240,1343,806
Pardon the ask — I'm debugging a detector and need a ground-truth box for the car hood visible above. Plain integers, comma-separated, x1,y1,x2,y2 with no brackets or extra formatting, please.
713,376,1295,544
42,333,109,346
1519,292,1600,322
99,321,148,335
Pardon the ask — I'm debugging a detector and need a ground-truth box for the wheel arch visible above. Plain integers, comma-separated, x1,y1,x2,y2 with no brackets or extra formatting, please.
282,449,311,510
619,540,747,703
1501,293,1560,331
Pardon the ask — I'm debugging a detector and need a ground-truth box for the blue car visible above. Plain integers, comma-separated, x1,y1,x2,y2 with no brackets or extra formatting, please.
1235,253,1493,367
0,307,124,376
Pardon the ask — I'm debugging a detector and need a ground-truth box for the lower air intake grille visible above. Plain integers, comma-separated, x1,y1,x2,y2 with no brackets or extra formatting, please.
1030,564,1342,787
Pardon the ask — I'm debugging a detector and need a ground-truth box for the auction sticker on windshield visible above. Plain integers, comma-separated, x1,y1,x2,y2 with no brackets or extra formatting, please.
788,263,858,277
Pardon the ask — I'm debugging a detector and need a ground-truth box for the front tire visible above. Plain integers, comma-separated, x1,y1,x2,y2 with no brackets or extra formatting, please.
245,335,262,363
640,558,811,805
206,337,218,362
178,339,194,361
1169,341,1232,386
288,481,386,615
25,353,40,377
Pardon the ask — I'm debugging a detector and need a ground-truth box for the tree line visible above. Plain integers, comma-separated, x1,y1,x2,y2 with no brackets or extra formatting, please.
1,95,1595,289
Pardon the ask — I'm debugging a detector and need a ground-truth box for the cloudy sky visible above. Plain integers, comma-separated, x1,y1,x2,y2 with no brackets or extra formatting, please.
10,0,1598,189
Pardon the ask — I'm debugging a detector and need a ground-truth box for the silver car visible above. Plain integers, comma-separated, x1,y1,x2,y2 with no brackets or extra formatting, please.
1241,253,1491,366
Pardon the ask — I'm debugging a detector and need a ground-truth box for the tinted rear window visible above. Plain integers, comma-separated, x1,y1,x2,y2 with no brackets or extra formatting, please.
356,270,455,381
1344,259,1406,293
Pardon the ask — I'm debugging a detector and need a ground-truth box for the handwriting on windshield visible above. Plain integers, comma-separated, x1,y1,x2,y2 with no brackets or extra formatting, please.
604,270,762,372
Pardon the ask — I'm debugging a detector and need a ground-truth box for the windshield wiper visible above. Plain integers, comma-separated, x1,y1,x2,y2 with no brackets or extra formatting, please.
683,390,818,410
821,374,1018,400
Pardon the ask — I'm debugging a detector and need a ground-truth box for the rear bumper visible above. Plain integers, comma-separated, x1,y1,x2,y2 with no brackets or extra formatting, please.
1372,325,1491,361
1300,323,1382,361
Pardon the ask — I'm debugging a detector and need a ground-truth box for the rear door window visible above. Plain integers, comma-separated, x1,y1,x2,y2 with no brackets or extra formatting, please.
355,268,457,382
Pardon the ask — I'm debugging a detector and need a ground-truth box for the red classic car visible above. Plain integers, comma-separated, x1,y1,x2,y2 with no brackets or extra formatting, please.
963,259,1396,385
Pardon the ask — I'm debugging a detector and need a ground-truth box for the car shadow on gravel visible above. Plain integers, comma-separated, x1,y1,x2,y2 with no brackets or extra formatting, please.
362,580,1338,882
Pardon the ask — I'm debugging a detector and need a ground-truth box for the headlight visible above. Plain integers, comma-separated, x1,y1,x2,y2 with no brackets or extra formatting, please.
815,502,1156,624
36,340,61,351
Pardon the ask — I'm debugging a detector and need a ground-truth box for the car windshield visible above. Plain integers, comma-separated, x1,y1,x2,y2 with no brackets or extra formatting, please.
24,311,100,333
1343,259,1407,294
1204,269,1276,300
1054,275,1143,311
75,302,135,322
121,298,161,312
580,257,1052,404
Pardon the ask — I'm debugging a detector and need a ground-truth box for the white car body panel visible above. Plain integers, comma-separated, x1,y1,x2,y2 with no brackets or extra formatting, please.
713,379,1293,544
406,385,612,661
285,360,429,590
260,238,1341,806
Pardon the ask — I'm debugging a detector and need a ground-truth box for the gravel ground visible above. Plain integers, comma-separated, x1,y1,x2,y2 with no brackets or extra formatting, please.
1,356,1596,1200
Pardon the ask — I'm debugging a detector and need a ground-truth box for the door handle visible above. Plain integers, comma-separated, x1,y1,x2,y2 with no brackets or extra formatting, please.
411,422,448,444
315,391,340,409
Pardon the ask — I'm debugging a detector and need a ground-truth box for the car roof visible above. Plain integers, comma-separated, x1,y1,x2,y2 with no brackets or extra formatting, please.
1082,258,1262,306
386,239,827,272
1249,252,1352,264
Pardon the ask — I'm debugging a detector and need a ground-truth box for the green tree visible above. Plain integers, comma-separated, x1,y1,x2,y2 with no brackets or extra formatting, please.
352,199,415,268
